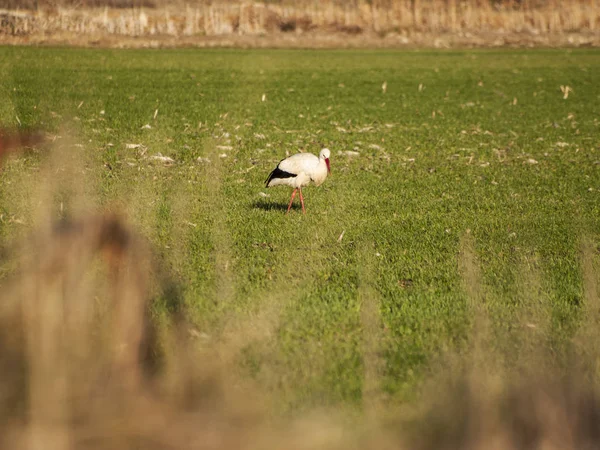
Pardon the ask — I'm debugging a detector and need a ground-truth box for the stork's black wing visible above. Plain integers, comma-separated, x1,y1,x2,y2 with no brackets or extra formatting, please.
265,164,297,187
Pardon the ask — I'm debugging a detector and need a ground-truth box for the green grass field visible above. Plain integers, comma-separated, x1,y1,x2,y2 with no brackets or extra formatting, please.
0,47,599,414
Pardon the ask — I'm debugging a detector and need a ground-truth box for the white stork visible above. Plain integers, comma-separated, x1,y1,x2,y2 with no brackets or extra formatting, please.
265,148,331,214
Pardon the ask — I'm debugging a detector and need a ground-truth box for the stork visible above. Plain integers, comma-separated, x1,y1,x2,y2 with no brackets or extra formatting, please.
264,148,331,214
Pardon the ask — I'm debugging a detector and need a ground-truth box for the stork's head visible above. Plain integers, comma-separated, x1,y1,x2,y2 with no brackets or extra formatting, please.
320,148,331,174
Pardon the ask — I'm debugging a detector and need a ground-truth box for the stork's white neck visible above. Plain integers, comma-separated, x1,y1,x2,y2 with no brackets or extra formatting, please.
311,158,329,186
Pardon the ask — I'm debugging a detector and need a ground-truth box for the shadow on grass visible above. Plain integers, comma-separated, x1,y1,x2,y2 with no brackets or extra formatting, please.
252,199,299,212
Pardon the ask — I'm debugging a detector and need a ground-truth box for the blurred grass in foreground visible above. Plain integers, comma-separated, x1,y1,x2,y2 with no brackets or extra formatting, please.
0,49,599,442
0,144,599,448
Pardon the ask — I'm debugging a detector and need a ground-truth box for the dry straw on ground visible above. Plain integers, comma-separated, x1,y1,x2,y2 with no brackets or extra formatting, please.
1,0,599,47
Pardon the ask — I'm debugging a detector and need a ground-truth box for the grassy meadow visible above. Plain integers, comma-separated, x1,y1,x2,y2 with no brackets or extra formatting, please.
0,47,599,421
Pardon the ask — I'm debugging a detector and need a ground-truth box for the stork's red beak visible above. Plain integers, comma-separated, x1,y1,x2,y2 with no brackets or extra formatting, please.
326,158,331,174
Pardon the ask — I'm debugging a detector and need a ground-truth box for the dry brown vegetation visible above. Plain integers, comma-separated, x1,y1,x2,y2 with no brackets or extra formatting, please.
1,132,600,449
1,0,599,47
0,128,46,160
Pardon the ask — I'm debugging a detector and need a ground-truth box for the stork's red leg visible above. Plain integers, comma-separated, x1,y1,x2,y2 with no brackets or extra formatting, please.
286,189,298,214
298,188,306,214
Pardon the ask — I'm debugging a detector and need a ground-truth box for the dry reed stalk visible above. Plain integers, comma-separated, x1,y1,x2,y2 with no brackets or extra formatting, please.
357,244,384,420
572,236,600,375
448,0,457,32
